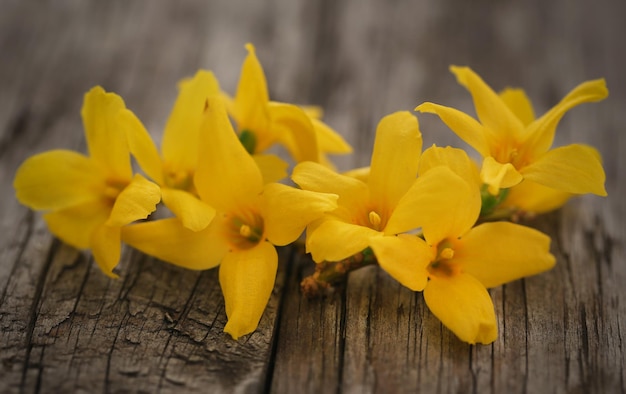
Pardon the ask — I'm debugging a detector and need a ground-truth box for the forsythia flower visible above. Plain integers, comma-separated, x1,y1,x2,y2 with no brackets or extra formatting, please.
223,43,350,174
13,87,161,277
123,70,219,231
416,66,608,202
370,146,556,344
122,98,338,339
292,112,476,263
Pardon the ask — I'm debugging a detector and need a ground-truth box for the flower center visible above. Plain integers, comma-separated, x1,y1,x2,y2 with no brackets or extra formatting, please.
103,178,129,203
428,240,460,278
493,139,530,170
227,211,264,250
163,164,194,192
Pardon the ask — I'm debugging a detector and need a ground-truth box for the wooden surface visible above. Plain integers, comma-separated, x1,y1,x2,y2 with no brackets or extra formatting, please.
1,1,624,393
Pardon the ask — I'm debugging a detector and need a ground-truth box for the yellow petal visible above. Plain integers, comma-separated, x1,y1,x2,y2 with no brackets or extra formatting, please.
387,167,478,243
253,154,288,183
81,86,132,178
306,218,381,263
419,145,481,190
450,66,525,142
262,183,338,246
342,166,370,183
311,117,352,154
220,241,278,339
106,174,161,227
119,109,164,184
233,43,271,136
416,102,490,157
194,97,264,212
121,218,227,270
524,79,608,155
14,150,105,211
424,273,498,344
161,188,216,231
268,102,318,162
369,235,431,291
91,224,122,278
502,179,571,214
499,88,535,126
292,161,370,211
43,199,111,249
162,70,220,172
480,156,524,195
455,222,556,288
368,111,422,214
521,144,607,196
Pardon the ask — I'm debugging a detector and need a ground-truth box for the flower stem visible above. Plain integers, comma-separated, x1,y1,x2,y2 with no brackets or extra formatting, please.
300,247,378,298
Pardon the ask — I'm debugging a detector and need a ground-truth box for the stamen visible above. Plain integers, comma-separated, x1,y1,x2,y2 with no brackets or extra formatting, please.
368,210,382,229
239,224,252,238
440,247,454,260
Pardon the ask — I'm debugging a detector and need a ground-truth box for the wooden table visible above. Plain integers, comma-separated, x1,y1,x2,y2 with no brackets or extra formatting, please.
1,1,624,392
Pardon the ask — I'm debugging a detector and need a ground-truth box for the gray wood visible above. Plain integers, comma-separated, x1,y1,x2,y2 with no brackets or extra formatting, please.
1,0,624,393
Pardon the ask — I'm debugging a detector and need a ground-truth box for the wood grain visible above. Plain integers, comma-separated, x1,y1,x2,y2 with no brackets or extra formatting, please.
1,0,624,393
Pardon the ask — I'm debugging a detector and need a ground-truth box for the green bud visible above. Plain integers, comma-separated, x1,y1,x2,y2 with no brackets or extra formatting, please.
239,130,257,154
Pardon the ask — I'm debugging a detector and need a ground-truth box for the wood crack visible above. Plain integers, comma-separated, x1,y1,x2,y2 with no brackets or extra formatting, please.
19,238,59,390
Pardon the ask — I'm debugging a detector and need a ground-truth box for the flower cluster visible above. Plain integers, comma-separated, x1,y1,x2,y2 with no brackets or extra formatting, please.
13,44,608,344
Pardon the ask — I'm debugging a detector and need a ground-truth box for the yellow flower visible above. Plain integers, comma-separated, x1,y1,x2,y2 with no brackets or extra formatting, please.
292,112,476,263
123,70,219,231
13,87,161,277
370,146,556,344
223,43,350,173
122,98,337,339
416,66,608,199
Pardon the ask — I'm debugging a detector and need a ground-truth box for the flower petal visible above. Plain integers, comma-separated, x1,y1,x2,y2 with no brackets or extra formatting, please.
450,66,525,142
424,273,498,344
499,88,535,126
292,161,370,210
387,167,478,243
502,179,571,214
220,241,278,339
306,218,381,263
14,150,105,211
481,156,524,195
81,86,132,178
194,97,264,212
521,144,607,196
161,188,216,231
233,43,271,136
119,109,164,184
253,154,288,183
368,112,422,215
43,199,111,249
369,235,431,291
121,218,227,270
312,117,352,154
91,224,122,278
419,145,481,190
106,174,161,227
455,222,556,288
162,70,220,172
268,102,319,162
262,183,338,246
524,79,608,155
416,102,490,157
